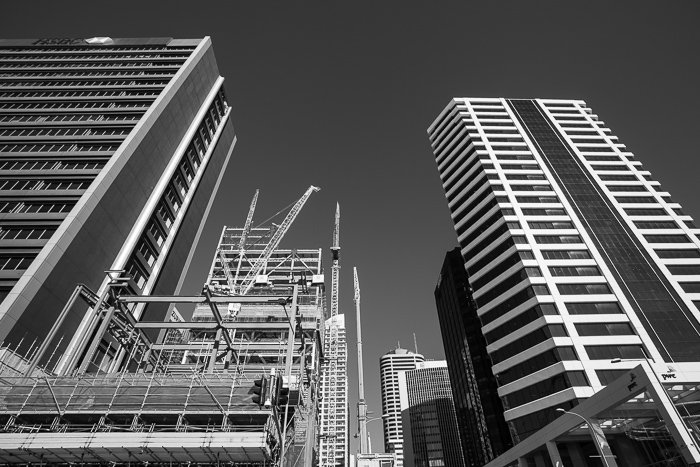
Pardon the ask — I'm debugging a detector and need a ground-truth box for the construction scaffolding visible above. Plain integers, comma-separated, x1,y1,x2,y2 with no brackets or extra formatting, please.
0,187,326,466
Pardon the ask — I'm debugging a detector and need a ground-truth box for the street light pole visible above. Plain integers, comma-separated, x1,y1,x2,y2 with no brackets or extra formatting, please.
556,408,613,467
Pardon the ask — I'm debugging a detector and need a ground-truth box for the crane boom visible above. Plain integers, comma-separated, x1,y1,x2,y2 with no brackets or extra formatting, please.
218,248,235,292
233,189,259,292
354,267,369,454
238,185,320,295
238,189,259,252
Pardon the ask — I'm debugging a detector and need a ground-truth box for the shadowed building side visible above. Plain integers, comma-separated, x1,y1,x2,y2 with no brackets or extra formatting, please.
435,247,512,465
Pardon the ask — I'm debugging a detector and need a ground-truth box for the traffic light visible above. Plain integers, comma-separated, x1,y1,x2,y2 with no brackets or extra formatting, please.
276,375,290,406
252,376,269,407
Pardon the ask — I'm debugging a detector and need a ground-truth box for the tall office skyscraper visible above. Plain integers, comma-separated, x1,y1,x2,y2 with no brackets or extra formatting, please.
380,348,424,466
435,247,512,465
398,361,465,467
427,98,700,444
0,37,235,361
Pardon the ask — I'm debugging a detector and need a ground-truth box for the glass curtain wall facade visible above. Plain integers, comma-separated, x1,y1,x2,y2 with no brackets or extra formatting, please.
435,247,512,465
399,361,465,467
0,37,236,366
427,97,700,443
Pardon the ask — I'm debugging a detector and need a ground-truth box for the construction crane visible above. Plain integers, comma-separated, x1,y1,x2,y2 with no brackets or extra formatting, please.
354,267,369,454
232,189,259,291
237,185,320,295
330,203,340,317
216,189,258,294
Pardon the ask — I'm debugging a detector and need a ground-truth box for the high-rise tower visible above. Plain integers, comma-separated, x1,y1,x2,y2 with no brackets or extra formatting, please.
435,247,512,465
399,361,465,467
0,37,236,362
427,98,700,451
379,348,424,466
319,204,349,466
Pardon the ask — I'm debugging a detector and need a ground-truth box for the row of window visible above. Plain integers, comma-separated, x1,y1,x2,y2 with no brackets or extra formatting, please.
0,142,119,153
0,113,142,123
0,254,36,270
0,159,105,171
0,79,169,88
0,201,75,214
0,53,190,61
0,101,151,111
0,127,130,137
124,90,227,291
501,371,588,410
0,89,160,99
0,70,176,79
0,225,56,240
0,179,91,191
482,301,626,346
0,61,183,70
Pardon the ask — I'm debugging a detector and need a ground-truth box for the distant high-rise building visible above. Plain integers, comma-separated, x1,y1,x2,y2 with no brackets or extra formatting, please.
399,361,465,467
0,37,236,364
427,98,700,450
320,314,349,465
319,204,349,467
435,247,512,465
380,348,424,466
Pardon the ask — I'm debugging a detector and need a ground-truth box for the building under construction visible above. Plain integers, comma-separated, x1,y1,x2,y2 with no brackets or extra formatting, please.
318,204,349,466
0,186,325,466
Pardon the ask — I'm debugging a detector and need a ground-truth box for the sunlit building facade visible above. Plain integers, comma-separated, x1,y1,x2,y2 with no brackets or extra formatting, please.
380,348,424,467
428,98,700,465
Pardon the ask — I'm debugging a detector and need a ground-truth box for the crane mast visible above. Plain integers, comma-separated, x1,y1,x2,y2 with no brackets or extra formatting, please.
330,203,340,317
354,267,369,454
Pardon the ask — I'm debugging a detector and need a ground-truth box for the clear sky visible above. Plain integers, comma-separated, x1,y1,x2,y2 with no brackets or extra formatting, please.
4,0,700,455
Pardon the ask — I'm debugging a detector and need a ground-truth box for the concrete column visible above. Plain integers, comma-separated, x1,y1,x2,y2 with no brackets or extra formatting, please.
517,458,527,467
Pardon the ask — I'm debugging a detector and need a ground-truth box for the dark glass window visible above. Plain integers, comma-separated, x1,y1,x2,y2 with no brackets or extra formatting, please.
575,323,635,336
495,347,578,386
490,325,568,365
521,208,567,216
501,371,589,410
484,304,559,344
680,283,700,294
471,252,533,291
516,195,559,203
557,283,611,295
586,345,646,360
596,370,628,385
549,266,601,277
644,234,691,243
566,302,622,315
480,286,550,326
655,249,700,259
624,208,668,216
541,250,591,260
475,268,542,308
528,221,574,230
534,235,582,244
667,265,700,275
634,221,679,229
